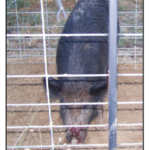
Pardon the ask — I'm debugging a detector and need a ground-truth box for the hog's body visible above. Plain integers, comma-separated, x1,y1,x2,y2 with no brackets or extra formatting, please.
43,0,117,143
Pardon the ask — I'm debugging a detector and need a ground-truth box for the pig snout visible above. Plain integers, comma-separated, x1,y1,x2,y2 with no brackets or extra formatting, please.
70,127,82,143
67,127,87,144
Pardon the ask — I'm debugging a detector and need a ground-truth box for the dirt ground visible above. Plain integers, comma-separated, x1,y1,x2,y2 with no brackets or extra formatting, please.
7,0,143,148
7,57,143,150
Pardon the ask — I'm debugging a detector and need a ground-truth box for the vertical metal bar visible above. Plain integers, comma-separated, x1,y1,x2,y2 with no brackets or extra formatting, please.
108,0,118,150
40,0,54,149
134,0,138,69
14,0,22,63
45,0,51,64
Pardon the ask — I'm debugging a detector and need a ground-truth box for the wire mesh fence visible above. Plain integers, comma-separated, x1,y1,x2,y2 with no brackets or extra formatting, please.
7,0,143,68
7,0,143,149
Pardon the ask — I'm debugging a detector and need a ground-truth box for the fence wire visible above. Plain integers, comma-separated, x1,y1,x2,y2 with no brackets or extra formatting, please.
7,0,143,149
7,0,143,69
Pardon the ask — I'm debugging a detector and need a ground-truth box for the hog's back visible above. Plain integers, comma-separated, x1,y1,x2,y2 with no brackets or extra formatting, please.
56,0,109,78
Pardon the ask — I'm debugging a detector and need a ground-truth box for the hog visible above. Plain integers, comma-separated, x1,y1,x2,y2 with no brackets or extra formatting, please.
43,0,118,144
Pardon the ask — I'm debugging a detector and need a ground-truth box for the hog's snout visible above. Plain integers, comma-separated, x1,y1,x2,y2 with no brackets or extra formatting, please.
69,127,87,144
70,127,81,137
70,127,82,143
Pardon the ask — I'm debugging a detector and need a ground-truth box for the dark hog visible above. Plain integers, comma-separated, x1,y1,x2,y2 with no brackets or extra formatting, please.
43,0,119,144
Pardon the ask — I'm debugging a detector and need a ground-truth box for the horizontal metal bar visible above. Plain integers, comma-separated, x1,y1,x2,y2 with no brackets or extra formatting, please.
117,123,143,127
7,55,55,58
120,26,143,28
7,101,143,107
7,37,59,40
7,62,55,65
7,123,143,129
7,73,143,78
7,48,56,51
119,36,143,39
7,144,109,149
117,74,142,76
7,124,108,129
7,11,71,14
117,143,143,146
118,33,143,36
6,48,143,51
7,25,143,28
118,11,143,14
117,68,142,70
118,54,142,56
6,54,143,58
7,102,107,107
7,143,143,149
7,74,108,78
118,48,143,50
118,61,143,63
7,33,108,37
7,26,64,28
6,33,143,37
7,11,143,14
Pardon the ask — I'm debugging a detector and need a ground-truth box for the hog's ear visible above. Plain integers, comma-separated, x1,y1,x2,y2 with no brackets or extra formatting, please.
89,80,108,95
43,77,62,100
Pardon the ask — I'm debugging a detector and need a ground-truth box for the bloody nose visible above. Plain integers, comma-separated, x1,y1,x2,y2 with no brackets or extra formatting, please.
70,127,81,137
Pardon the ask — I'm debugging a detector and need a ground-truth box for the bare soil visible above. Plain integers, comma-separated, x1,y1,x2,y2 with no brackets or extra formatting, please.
7,0,143,149
7,57,143,150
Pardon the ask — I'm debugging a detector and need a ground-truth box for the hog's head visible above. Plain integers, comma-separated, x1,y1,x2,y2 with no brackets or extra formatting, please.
43,77,108,143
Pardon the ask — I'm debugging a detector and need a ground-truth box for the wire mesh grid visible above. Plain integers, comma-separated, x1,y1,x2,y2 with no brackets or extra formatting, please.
7,0,143,69
7,0,143,149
